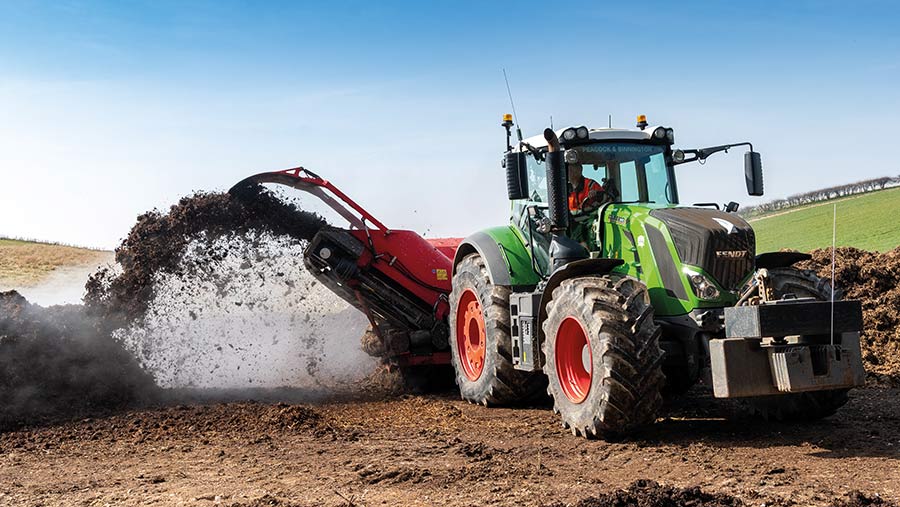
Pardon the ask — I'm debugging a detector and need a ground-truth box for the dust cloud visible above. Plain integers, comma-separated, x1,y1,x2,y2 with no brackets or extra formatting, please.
0,290,157,431
116,232,373,389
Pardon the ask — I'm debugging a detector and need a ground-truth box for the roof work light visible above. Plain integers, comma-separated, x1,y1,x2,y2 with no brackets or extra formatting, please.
652,126,675,144
561,126,589,143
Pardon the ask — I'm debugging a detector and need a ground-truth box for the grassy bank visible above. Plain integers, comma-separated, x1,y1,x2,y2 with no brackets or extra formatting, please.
750,187,900,253
0,238,111,287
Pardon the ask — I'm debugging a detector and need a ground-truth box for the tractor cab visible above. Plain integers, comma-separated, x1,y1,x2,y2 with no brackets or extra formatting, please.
503,116,766,315
509,124,679,258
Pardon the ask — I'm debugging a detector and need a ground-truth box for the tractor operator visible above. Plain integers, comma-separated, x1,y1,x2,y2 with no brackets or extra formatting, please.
567,163,604,249
567,163,604,213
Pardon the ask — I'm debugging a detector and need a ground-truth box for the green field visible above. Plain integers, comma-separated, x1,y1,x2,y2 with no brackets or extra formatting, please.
749,187,900,253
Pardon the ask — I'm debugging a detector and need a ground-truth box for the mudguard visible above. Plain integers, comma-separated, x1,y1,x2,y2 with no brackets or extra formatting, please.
755,251,812,270
452,226,541,288
537,258,625,325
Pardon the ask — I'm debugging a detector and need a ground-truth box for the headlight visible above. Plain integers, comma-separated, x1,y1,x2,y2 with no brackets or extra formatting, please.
653,127,667,139
562,128,577,141
576,126,589,139
673,149,686,163
685,270,721,300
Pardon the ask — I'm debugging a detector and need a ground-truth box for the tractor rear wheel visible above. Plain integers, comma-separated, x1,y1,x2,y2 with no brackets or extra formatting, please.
742,266,850,420
542,274,664,438
448,253,545,405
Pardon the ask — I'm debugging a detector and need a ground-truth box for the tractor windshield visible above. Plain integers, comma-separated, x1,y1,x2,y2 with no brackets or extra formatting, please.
570,143,677,204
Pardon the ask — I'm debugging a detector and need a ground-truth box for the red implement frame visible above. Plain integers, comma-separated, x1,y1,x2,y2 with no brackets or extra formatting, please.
234,167,461,367
241,167,389,231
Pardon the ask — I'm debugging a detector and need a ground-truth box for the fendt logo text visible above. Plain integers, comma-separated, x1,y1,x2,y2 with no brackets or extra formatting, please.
715,250,749,258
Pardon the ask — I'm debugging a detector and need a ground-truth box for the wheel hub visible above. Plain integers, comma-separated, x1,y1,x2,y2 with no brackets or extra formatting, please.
456,289,486,381
555,317,592,403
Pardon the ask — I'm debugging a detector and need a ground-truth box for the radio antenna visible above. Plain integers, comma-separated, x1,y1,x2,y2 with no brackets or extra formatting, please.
831,203,837,346
502,69,524,143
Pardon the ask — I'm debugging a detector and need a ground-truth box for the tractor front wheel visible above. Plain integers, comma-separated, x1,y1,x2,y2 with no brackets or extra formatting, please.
542,275,664,438
448,254,545,405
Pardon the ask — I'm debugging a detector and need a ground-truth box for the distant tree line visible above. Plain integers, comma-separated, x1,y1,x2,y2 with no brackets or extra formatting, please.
739,175,900,218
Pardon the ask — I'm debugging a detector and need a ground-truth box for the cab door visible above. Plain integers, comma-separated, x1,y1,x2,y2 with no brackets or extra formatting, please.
511,152,551,276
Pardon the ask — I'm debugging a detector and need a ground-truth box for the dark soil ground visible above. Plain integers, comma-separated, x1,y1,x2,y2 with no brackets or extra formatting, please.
0,387,897,506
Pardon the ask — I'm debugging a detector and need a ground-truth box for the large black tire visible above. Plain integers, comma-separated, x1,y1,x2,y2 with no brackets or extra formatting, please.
767,266,843,302
448,254,546,405
542,274,665,438
742,266,849,421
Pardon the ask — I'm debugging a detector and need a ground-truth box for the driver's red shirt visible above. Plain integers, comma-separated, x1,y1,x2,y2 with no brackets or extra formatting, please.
568,177,603,212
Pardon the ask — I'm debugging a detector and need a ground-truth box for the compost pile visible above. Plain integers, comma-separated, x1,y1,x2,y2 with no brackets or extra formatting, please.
798,246,900,383
0,290,156,431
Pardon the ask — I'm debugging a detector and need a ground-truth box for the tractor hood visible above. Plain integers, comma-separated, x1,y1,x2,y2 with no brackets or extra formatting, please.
648,208,755,291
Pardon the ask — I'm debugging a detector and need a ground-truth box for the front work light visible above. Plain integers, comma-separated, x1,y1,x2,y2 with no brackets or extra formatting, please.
562,128,577,141
685,269,721,300
576,126,589,139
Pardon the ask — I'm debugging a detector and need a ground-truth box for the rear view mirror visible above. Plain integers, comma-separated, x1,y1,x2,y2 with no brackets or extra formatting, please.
505,152,528,200
744,151,763,196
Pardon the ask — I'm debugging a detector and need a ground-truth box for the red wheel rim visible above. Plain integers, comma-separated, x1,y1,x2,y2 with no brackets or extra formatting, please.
555,317,592,403
455,288,486,381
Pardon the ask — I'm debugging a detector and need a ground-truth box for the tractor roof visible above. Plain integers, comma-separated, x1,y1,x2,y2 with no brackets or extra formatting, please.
517,126,661,151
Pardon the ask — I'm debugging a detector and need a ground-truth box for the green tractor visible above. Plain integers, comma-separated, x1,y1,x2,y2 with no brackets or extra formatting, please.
448,114,865,438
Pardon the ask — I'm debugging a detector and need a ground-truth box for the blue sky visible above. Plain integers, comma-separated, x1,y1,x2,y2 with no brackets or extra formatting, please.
1,1,898,248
